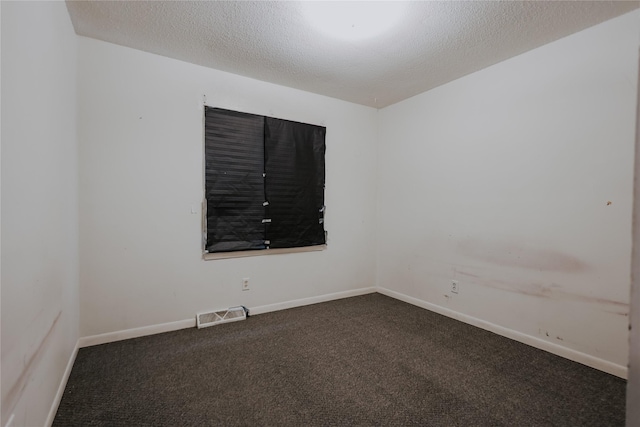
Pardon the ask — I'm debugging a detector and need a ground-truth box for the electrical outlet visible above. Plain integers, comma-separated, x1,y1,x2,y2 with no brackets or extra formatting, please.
242,278,250,291
451,280,459,294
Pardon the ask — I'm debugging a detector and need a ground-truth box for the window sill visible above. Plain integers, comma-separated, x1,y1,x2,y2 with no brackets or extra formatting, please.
203,244,327,260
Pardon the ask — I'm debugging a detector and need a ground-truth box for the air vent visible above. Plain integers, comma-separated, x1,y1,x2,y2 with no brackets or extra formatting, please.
196,306,247,329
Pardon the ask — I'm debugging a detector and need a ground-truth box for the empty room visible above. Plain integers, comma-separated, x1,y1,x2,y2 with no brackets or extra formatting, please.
2,1,640,426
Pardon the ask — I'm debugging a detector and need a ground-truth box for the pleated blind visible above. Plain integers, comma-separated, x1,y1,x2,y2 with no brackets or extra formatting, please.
204,107,266,252
265,117,326,248
204,107,326,253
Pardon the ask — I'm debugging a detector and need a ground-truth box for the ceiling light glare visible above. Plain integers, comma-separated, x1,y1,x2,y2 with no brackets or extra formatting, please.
302,1,406,41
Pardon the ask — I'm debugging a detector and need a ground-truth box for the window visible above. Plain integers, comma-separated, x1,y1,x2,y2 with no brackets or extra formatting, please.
204,107,326,255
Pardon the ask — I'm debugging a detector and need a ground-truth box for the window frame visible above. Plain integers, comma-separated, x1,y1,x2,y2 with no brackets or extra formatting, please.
202,244,326,260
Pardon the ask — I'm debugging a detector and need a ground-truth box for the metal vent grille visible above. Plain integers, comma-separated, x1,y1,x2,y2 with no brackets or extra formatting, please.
196,306,247,329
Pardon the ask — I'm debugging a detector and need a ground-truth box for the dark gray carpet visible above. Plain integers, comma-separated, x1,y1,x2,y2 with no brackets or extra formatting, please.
53,293,626,426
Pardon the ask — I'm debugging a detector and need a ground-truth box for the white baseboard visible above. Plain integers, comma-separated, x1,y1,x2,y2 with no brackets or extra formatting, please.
376,287,628,379
77,287,377,348
45,342,79,427
4,414,15,427
78,318,196,348
249,287,377,316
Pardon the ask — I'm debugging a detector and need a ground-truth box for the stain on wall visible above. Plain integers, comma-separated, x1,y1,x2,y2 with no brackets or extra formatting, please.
457,270,627,310
457,238,588,273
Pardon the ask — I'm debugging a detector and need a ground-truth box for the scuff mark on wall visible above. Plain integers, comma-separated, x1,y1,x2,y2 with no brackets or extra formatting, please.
603,310,630,317
2,311,62,417
457,238,588,273
456,271,481,279
457,270,628,309
538,329,565,342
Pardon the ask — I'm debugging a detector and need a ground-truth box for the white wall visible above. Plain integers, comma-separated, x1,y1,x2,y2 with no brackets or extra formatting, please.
77,37,378,337
1,2,79,426
627,40,640,427
377,11,639,372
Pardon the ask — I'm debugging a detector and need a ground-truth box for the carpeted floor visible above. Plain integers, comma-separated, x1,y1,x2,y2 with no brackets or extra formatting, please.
54,293,626,426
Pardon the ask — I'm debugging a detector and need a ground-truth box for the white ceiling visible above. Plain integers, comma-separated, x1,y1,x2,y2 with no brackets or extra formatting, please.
66,1,639,108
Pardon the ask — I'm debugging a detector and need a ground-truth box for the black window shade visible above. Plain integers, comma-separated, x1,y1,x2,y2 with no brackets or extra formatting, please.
204,107,326,253
204,108,266,252
265,117,326,248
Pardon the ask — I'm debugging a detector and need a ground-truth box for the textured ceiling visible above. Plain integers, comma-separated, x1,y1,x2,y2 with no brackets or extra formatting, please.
66,1,639,108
